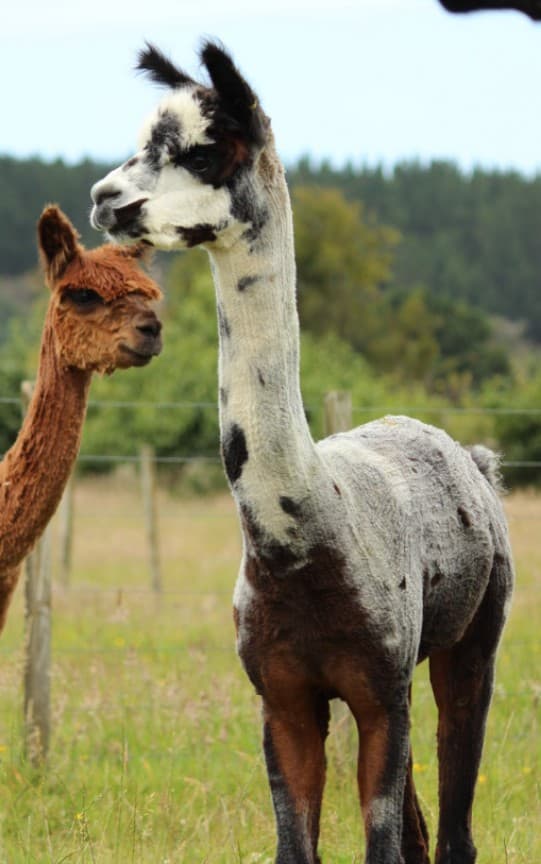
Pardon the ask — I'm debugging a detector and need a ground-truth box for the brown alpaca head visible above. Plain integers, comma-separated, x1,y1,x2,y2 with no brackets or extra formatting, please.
38,206,163,374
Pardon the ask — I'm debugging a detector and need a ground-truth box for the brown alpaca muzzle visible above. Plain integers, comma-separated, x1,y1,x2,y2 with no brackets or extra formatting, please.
119,310,163,367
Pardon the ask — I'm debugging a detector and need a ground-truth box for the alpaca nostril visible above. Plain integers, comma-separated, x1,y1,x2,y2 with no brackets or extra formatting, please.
137,318,162,338
93,187,121,208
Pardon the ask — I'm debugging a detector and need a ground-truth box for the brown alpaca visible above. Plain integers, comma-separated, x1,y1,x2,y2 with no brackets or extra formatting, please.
0,205,162,630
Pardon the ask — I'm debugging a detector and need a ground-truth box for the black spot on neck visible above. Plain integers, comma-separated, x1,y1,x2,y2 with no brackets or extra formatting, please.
279,496,302,519
457,506,472,528
217,304,231,339
257,368,266,387
177,224,217,247
238,275,260,292
222,423,248,484
219,386,228,406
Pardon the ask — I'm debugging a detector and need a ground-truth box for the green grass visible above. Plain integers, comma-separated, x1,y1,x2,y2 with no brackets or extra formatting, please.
0,478,538,863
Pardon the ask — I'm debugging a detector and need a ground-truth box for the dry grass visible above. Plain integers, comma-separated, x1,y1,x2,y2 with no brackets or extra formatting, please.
0,477,538,863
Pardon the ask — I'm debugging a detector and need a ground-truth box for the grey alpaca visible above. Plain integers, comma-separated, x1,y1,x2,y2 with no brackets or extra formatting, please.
90,42,514,864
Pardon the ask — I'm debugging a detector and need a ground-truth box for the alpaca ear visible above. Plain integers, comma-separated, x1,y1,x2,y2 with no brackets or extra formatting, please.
38,205,81,281
136,42,195,89
200,41,267,147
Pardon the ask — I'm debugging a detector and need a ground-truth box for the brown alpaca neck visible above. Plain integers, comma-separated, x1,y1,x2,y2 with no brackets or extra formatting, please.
0,311,92,571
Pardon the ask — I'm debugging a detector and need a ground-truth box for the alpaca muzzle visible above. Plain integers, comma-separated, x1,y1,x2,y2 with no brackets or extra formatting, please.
122,312,163,365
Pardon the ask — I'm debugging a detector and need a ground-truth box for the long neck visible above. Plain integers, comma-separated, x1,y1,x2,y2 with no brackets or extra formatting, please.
0,313,92,570
209,157,318,546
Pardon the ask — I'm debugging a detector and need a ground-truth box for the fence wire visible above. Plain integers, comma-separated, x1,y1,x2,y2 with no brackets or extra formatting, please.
4,395,541,465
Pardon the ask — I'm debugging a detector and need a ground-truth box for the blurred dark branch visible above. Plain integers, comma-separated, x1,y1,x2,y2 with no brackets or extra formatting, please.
439,0,541,20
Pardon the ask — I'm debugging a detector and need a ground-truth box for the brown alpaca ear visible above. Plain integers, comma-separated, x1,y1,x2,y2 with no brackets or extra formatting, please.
38,205,81,281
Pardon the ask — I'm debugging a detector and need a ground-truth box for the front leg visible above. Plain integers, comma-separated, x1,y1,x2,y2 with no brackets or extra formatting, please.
354,691,411,864
263,691,330,864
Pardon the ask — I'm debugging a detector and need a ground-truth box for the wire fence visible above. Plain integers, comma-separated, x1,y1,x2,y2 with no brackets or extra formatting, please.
3,394,541,467
2,390,539,762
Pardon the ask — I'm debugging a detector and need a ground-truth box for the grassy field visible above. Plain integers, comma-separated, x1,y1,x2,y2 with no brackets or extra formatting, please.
0,477,538,863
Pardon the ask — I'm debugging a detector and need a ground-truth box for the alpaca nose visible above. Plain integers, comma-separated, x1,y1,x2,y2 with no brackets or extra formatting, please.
137,316,162,338
90,182,121,231
91,188,148,234
90,174,134,232
91,183,121,208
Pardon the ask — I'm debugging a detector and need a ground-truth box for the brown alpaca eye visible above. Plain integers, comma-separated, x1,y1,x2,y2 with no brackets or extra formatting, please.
63,288,104,308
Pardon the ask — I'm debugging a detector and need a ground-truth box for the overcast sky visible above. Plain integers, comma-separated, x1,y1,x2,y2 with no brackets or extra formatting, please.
2,0,540,173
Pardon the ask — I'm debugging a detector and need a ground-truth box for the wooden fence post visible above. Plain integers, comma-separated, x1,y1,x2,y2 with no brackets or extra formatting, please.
58,473,74,588
21,380,52,766
140,445,162,594
324,391,352,436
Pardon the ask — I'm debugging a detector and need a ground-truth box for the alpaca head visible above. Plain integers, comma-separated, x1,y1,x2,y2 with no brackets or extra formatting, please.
38,206,163,374
90,41,273,251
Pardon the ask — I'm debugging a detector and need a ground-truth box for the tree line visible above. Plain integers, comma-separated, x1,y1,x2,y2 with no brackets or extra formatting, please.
2,154,541,336
0,153,540,486
290,157,541,341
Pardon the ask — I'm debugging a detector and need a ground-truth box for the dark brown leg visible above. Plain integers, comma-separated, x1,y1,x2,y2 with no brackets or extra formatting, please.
402,749,430,864
263,690,329,864
429,560,512,864
354,690,411,864
401,684,429,863
429,650,494,864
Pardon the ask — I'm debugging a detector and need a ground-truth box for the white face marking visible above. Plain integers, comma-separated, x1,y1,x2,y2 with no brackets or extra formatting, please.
137,88,212,151
91,91,231,249
90,84,258,250
141,167,233,247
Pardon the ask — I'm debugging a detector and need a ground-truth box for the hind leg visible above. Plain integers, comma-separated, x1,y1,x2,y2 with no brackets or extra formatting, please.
429,561,512,864
429,651,494,864
402,748,430,864
400,685,430,864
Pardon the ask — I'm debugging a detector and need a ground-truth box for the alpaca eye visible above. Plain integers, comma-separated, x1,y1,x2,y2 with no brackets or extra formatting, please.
185,149,213,174
63,288,103,308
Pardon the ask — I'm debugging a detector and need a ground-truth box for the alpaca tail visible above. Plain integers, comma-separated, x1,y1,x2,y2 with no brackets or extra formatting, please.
469,444,504,492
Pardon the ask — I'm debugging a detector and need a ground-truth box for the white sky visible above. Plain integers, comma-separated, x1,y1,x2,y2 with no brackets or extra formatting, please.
2,0,541,173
